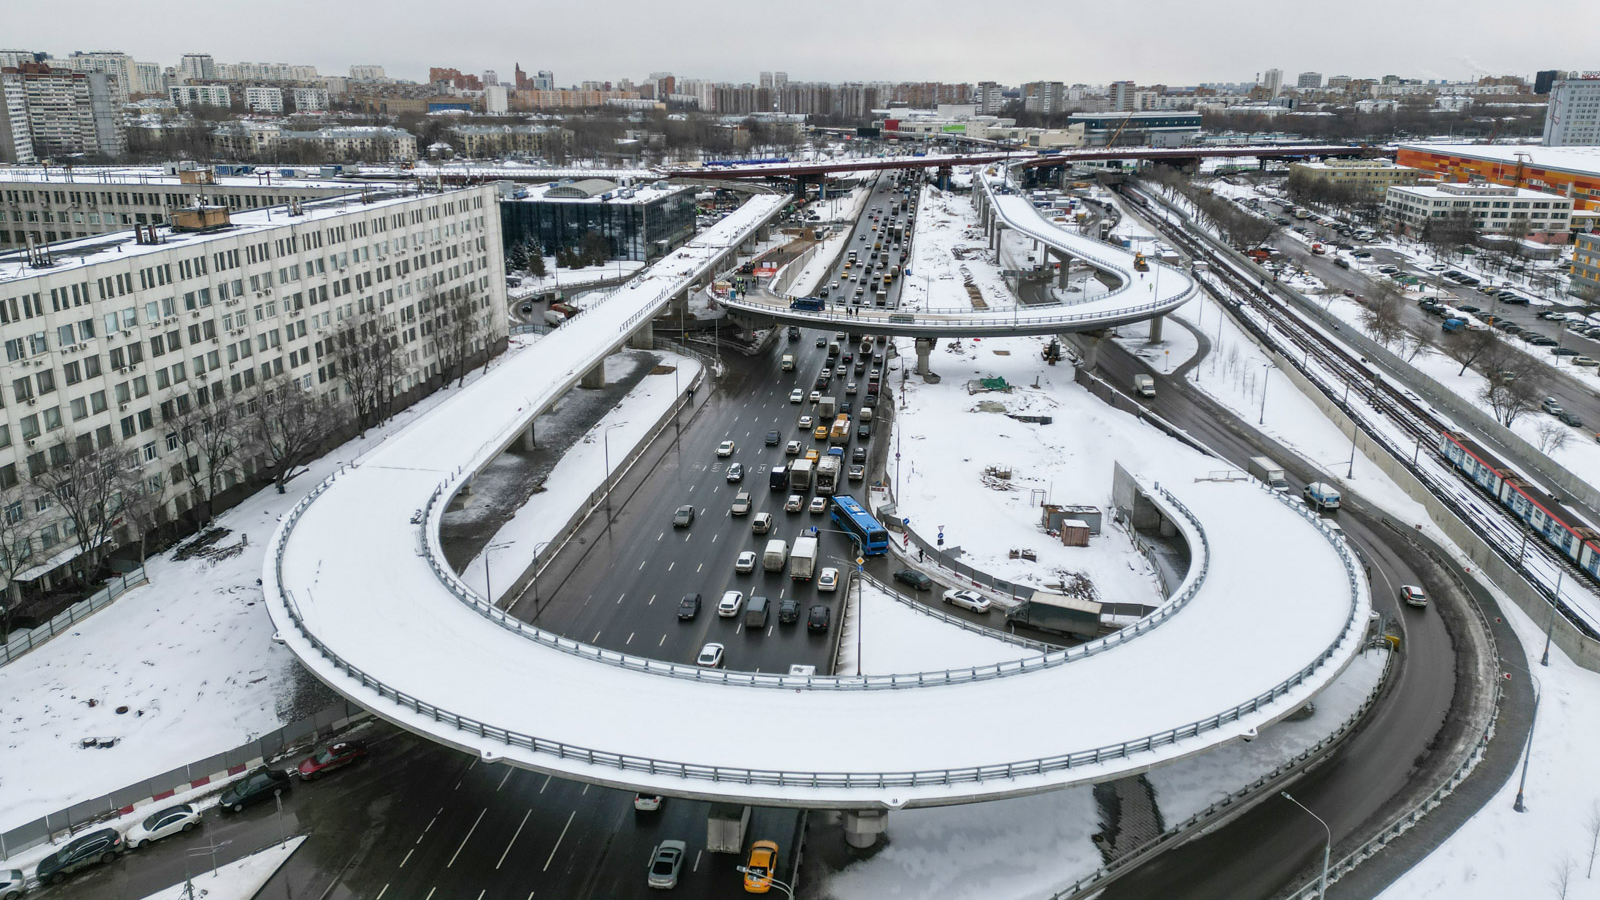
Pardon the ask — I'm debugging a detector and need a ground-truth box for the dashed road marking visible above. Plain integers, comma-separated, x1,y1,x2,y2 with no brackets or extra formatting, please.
496,809,532,870
446,808,486,868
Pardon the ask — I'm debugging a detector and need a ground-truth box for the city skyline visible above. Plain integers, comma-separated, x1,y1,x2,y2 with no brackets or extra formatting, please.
7,0,1596,88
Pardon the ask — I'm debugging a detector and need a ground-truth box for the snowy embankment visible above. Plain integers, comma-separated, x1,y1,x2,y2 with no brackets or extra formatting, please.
835,578,1041,677
0,335,542,835
779,183,872,298
888,336,1165,605
899,185,1015,312
136,836,304,900
460,352,701,604
508,260,644,300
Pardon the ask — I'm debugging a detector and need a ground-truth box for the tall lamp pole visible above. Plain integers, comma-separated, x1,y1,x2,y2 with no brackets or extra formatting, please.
603,422,626,523
1514,673,1542,812
483,541,512,605
1280,792,1331,900
1258,362,1271,425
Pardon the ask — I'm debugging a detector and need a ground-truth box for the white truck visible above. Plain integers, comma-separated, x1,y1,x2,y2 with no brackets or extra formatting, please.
762,539,789,572
815,456,842,496
706,804,751,854
1133,374,1155,398
781,353,796,371
789,458,814,491
1304,482,1342,511
818,396,837,420
1247,456,1289,492
790,535,819,581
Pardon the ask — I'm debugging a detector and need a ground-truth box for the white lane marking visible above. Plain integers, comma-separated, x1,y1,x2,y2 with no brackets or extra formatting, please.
694,851,702,872
659,634,667,646
446,807,486,868
626,632,634,644
496,808,532,870
696,563,703,572
593,630,602,642
668,561,675,571
399,849,414,868
539,774,552,794
376,886,388,900
497,768,513,791
657,532,664,541
638,560,645,570
617,593,626,604
712,534,718,543
648,594,656,605
423,889,436,900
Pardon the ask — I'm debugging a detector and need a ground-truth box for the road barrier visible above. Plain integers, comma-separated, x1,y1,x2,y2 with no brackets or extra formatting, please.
1,567,148,668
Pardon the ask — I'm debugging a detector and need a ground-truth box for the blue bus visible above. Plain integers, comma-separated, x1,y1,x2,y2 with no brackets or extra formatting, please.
830,495,889,556
790,296,826,312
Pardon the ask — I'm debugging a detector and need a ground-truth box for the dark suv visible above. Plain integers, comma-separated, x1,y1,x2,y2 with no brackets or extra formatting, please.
218,767,292,813
894,569,933,591
779,598,801,624
36,828,124,884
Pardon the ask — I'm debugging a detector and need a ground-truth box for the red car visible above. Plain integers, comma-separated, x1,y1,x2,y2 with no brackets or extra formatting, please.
297,740,368,780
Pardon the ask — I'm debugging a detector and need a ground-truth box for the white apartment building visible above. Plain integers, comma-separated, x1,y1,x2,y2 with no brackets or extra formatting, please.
0,65,126,162
44,51,135,104
177,54,216,83
1296,72,1322,90
1383,182,1572,242
244,86,284,113
349,65,387,82
169,84,232,108
290,87,330,112
0,185,506,589
1543,78,1600,147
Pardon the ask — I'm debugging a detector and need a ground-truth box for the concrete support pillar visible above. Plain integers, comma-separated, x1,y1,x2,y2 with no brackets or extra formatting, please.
914,337,939,382
843,810,888,849
1077,332,1104,371
1146,314,1164,345
1057,251,1072,289
990,223,1003,254
521,422,537,451
580,359,607,389
628,319,654,350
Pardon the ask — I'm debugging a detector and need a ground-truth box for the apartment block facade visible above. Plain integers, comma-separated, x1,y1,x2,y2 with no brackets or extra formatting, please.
1383,182,1572,241
0,64,127,163
0,185,507,590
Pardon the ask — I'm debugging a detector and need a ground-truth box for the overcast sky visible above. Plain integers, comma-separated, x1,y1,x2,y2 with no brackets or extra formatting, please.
11,0,1598,87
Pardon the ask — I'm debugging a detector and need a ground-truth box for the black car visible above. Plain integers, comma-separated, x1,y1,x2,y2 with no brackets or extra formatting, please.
1558,411,1585,427
672,504,695,528
219,767,292,813
815,336,826,348
678,593,702,620
36,828,123,884
839,401,853,415
807,605,831,633
894,569,933,591
851,447,867,464
856,424,871,441
842,353,854,366
779,598,801,624
787,326,801,341
862,393,878,408
765,430,781,446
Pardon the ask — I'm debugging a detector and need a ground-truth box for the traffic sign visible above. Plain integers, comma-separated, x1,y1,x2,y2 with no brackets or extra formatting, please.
856,556,865,566
901,517,910,525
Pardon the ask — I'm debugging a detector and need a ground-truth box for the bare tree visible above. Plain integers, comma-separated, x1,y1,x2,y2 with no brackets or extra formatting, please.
1586,799,1600,878
163,393,251,526
0,483,33,639
28,433,135,584
1535,421,1572,454
1477,344,1547,428
436,288,489,388
247,380,346,494
116,469,167,569
333,309,406,432
1360,282,1409,349
1552,854,1575,900
1441,328,1499,376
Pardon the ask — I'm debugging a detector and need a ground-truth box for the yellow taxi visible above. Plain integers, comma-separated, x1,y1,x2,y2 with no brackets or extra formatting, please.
804,449,820,463
742,840,778,893
813,423,830,440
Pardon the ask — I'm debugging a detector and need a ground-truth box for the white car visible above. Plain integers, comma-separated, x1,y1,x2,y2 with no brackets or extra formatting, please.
633,793,663,812
717,590,744,617
818,567,839,592
124,803,200,849
736,551,758,573
943,589,992,613
808,497,827,514
696,642,725,667
789,389,804,403
798,415,814,431
716,440,735,457
785,494,804,513
808,390,822,404
785,440,802,456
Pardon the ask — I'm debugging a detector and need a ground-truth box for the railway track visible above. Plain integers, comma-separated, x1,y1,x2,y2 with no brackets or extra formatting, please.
1120,183,1600,639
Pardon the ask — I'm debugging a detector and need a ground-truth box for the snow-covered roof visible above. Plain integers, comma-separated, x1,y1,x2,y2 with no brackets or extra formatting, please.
1400,142,1600,178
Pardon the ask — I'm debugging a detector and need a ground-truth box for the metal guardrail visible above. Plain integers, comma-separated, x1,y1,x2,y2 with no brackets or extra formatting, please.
269,468,1366,790
1049,643,1396,900
1,567,148,667
855,568,1054,653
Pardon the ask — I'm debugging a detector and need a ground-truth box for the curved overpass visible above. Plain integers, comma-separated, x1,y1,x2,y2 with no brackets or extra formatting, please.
263,196,1370,810
716,170,1194,338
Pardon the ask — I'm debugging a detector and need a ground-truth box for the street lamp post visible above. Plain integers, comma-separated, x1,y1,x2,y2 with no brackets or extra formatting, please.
483,541,513,605
603,422,626,523
1542,571,1563,667
1343,382,1357,479
1280,792,1331,900
1514,673,1542,812
1258,362,1271,425
735,868,796,899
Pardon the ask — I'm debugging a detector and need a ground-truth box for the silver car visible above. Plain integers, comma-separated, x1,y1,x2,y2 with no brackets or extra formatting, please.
648,840,687,889
124,803,200,849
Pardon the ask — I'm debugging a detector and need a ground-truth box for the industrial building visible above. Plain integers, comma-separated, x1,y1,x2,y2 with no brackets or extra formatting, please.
1396,143,1600,212
0,184,505,591
1066,111,1201,147
498,178,695,261
1288,158,1428,194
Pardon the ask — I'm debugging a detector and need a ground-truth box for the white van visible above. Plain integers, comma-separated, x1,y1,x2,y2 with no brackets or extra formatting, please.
762,539,789,571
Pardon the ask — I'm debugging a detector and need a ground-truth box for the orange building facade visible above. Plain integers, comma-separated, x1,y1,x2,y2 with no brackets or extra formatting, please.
1396,145,1600,213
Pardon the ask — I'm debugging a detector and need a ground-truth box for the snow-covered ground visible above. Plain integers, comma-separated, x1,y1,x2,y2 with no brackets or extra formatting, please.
460,352,700,605
778,183,872,298
1376,592,1600,900
835,578,1041,676
889,335,1166,606
508,260,644,300
137,836,304,900
0,335,542,835
899,187,1015,311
